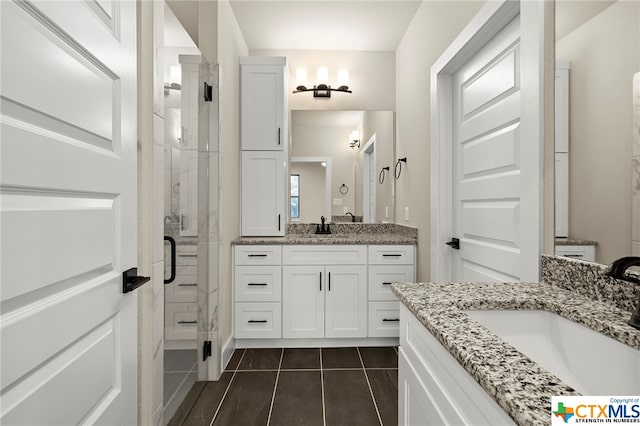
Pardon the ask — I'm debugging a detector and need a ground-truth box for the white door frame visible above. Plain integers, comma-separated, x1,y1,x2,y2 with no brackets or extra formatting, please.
290,156,332,221
362,135,376,223
430,0,544,282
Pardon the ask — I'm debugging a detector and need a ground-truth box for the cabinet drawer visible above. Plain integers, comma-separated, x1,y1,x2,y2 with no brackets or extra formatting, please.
165,274,198,303
282,245,366,265
235,302,282,339
368,265,415,301
176,245,198,265
235,266,282,302
165,303,197,341
235,245,282,265
554,245,595,262
368,245,415,265
368,302,400,337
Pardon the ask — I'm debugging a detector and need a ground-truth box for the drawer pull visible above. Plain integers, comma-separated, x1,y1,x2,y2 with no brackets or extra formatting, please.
248,254,268,258
382,282,393,285
383,254,402,257
248,282,268,286
178,254,198,258
563,254,583,258
178,283,197,287
178,320,197,324
382,318,400,322
248,320,268,323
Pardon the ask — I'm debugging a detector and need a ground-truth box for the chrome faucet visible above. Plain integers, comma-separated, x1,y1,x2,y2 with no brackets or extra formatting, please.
346,212,356,222
605,256,640,330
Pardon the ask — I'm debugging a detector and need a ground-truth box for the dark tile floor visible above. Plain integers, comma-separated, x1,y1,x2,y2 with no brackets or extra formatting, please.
182,347,398,426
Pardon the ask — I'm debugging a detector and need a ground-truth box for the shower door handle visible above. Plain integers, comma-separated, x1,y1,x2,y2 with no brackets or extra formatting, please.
164,236,176,284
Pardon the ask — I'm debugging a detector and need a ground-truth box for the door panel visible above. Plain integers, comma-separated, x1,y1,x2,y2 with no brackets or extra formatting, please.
325,265,367,338
0,1,137,423
453,16,522,282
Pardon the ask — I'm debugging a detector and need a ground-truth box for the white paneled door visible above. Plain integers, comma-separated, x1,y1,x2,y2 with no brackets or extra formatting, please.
1,1,138,424
452,16,523,282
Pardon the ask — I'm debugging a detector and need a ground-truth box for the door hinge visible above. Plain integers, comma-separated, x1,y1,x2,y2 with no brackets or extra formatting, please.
204,82,213,102
203,340,212,362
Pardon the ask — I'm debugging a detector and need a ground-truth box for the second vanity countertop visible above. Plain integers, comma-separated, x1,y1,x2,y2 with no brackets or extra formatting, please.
391,280,640,426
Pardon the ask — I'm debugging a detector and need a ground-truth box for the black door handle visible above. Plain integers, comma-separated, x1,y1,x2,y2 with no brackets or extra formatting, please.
164,236,176,284
446,238,460,250
123,267,151,293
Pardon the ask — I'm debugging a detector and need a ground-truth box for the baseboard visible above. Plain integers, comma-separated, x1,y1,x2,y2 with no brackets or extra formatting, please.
234,337,399,349
221,334,235,372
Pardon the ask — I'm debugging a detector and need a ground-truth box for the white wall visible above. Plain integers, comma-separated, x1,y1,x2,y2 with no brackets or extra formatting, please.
362,110,394,222
217,0,248,351
556,0,639,264
395,1,484,280
251,49,395,111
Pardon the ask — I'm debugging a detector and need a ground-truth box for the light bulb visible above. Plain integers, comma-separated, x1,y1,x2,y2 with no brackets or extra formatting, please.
338,69,349,87
295,68,308,88
317,67,328,85
169,65,181,86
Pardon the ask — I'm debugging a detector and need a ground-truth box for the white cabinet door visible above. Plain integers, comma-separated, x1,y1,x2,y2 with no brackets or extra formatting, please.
399,349,447,426
241,64,284,150
241,151,285,236
325,265,368,338
282,266,325,338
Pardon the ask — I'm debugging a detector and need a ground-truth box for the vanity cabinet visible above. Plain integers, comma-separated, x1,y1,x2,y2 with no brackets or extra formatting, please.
368,245,415,337
282,245,368,339
282,264,368,339
398,305,514,425
241,151,285,236
240,57,288,237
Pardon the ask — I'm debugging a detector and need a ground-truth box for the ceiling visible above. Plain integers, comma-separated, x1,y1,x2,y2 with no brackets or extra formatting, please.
164,3,197,48
229,1,422,51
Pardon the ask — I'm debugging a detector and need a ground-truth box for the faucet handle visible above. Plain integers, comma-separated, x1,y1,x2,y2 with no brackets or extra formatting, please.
605,256,640,285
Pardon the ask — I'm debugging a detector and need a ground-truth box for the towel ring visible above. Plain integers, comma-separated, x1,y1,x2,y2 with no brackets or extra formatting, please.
339,184,349,194
395,157,407,179
379,166,390,184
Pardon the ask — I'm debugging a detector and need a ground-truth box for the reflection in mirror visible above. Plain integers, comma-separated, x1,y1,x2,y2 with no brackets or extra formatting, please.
554,1,639,264
291,110,395,224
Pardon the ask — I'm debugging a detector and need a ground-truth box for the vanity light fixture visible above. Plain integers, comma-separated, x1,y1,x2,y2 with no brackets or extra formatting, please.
349,130,360,149
293,67,352,98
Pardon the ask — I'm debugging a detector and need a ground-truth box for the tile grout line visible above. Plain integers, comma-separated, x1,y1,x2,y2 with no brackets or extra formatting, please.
320,348,326,426
209,349,246,426
357,348,384,426
266,348,284,426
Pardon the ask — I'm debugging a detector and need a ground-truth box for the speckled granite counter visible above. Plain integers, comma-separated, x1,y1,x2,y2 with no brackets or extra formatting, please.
391,255,640,425
233,223,417,245
555,238,598,246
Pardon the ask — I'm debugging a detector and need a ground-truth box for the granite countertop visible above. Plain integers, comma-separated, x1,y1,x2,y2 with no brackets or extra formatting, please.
555,238,598,246
233,223,418,245
391,281,640,425
233,233,416,245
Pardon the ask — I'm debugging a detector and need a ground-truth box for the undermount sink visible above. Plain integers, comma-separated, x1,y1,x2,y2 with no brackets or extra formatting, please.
465,310,640,395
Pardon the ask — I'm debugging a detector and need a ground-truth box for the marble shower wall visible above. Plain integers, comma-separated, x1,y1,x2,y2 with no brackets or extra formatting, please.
633,73,639,257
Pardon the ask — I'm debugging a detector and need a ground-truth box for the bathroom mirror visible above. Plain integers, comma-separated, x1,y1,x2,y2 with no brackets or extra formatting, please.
290,110,395,223
554,0,639,265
